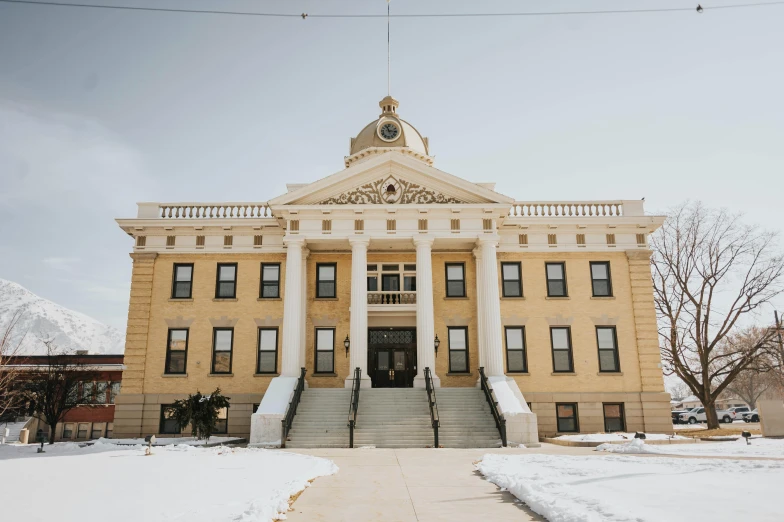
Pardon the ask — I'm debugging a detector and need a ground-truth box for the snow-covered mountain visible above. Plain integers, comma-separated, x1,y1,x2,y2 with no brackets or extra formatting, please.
0,279,124,355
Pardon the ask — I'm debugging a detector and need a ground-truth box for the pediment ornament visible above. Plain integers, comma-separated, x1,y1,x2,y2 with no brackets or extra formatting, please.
318,176,465,205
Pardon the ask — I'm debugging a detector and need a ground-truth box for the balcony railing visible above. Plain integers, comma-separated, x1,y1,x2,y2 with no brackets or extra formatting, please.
508,201,628,218
138,202,272,219
367,291,416,305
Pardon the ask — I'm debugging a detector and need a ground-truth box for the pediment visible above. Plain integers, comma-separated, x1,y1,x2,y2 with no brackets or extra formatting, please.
269,151,513,207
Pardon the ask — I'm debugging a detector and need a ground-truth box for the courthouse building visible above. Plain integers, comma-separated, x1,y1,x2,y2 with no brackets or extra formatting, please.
114,96,671,446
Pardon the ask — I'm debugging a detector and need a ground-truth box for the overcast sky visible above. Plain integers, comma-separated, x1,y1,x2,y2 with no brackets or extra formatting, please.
0,0,782,331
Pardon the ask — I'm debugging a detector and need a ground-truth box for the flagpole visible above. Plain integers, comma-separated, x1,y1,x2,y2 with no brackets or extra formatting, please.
387,1,390,96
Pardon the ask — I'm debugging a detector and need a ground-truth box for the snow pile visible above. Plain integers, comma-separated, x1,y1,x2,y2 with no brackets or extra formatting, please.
488,376,529,414
0,278,125,354
597,437,784,458
555,432,687,442
477,453,784,521
96,436,241,446
0,442,337,521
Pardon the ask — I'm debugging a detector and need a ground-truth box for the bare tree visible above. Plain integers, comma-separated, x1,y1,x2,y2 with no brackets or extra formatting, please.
666,380,691,401
18,341,105,443
652,202,784,429
723,327,777,408
0,310,27,421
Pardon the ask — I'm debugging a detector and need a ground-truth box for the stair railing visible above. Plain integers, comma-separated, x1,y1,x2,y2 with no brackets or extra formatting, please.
347,367,361,448
424,367,440,448
478,367,507,447
280,367,306,448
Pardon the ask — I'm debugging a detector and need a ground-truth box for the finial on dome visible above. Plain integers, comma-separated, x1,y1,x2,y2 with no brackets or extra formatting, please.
379,96,399,116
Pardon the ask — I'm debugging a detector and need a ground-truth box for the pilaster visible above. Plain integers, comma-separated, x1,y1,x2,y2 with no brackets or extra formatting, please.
120,252,157,394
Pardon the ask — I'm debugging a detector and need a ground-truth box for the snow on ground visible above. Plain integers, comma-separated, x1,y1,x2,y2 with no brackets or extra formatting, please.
97,436,240,446
477,453,784,522
554,432,688,442
672,423,706,430
0,441,337,521
597,437,784,458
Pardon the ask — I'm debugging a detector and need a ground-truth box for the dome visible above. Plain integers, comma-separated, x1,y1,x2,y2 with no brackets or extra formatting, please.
346,96,432,167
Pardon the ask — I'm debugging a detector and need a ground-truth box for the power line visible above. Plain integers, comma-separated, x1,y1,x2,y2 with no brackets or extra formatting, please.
2,0,784,19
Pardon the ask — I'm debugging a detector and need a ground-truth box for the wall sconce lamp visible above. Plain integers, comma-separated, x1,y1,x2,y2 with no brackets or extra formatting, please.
344,335,350,358
434,334,441,356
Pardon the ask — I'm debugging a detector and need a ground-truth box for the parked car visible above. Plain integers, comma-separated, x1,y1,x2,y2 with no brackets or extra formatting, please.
727,406,751,420
679,407,734,424
671,410,692,424
742,409,760,422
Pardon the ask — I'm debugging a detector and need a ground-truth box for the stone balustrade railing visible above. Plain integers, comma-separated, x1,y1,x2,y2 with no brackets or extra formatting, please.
137,202,271,219
508,200,642,218
367,291,417,305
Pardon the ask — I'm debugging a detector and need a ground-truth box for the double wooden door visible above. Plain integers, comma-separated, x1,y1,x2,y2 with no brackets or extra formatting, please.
368,328,416,388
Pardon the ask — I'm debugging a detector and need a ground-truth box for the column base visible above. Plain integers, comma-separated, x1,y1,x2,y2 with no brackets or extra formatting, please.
344,376,373,389
413,375,441,388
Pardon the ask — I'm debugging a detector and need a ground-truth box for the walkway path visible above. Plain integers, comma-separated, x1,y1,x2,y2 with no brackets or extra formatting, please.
285,446,594,522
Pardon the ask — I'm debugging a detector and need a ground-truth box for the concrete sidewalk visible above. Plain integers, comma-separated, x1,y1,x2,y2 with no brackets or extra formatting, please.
284,446,596,521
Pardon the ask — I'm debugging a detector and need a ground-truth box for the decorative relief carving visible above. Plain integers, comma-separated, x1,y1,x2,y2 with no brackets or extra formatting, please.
318,176,465,205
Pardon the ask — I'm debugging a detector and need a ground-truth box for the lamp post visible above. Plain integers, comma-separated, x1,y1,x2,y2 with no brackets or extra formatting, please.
344,335,350,358
434,334,440,356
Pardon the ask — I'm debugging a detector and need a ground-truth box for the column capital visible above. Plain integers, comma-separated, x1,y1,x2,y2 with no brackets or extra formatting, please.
472,246,483,259
348,237,371,248
413,236,435,248
283,237,306,248
476,237,499,248
301,247,310,259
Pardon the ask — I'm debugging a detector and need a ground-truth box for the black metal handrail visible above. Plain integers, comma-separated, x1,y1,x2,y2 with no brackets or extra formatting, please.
478,367,507,447
280,367,307,448
424,367,440,448
347,367,361,448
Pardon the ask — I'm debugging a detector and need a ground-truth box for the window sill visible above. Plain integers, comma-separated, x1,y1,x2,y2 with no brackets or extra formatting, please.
551,372,576,376
591,296,615,300
315,297,339,301
507,372,529,375
444,296,468,300
254,373,279,377
169,298,193,302
500,296,525,300
545,296,570,300
257,297,282,301
209,373,234,377
597,371,623,376
446,372,473,376
213,298,238,302
311,372,338,377
161,373,188,378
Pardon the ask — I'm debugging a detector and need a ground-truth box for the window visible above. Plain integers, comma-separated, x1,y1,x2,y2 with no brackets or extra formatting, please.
316,263,336,298
448,327,469,373
211,328,234,374
62,423,74,439
556,403,579,432
597,327,620,372
77,423,89,439
546,262,567,297
590,262,612,297
109,382,121,404
445,263,466,297
501,262,522,297
159,405,181,434
603,403,626,432
315,328,335,373
214,407,229,434
367,275,378,291
257,328,278,374
91,424,104,439
106,423,113,438
165,329,188,374
382,273,400,291
171,264,193,299
215,263,237,298
550,327,574,372
82,382,94,402
403,275,416,291
505,327,527,373
260,263,280,298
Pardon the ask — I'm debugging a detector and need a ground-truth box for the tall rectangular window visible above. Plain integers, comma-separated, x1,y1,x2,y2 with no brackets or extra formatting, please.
315,328,335,373
546,262,567,297
445,263,466,297
550,327,574,372
215,263,237,298
159,405,181,434
211,328,234,374
257,328,278,374
171,263,193,299
448,327,469,373
596,327,621,372
260,263,281,298
165,328,188,374
590,261,612,297
504,327,527,373
501,262,522,297
214,407,229,434
603,403,626,433
316,263,337,298
556,403,579,433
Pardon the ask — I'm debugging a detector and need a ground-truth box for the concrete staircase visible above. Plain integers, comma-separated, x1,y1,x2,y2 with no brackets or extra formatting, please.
354,388,434,448
285,389,352,448
435,388,502,448
1,419,31,444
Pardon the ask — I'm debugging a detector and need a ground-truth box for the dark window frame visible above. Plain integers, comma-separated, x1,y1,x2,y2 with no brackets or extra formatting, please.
445,262,467,298
447,326,469,373
504,326,528,373
164,328,189,375
211,327,234,374
314,327,336,374
596,326,621,373
500,262,523,297
545,262,568,297
159,404,181,434
171,263,194,299
259,263,281,299
550,326,575,373
316,263,337,298
556,403,580,433
603,403,626,433
256,327,279,374
590,261,613,297
215,262,238,299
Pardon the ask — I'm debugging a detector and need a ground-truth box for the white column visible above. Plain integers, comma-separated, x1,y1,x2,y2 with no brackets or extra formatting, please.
299,247,309,372
472,247,487,373
478,238,504,377
414,237,439,387
347,238,372,388
281,238,304,377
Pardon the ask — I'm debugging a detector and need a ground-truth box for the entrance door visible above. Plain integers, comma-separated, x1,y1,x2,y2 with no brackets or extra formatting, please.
368,328,416,388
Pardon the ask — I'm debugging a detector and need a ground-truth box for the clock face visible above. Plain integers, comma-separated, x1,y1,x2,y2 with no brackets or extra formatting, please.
378,122,400,141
